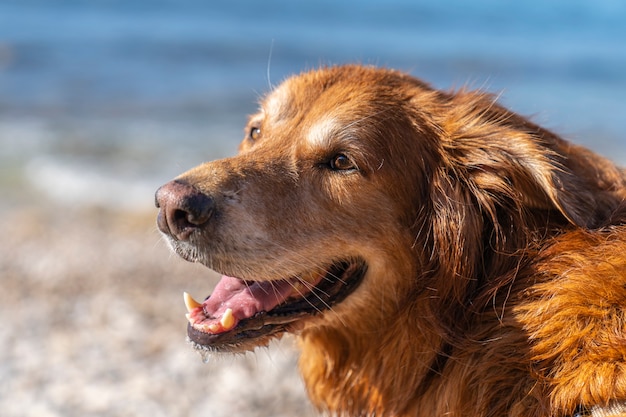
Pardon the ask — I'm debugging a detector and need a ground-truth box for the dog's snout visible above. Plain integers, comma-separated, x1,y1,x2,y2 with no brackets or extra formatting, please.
155,180,214,240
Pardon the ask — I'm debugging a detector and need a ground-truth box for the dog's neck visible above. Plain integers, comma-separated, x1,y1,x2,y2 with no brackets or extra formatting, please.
296,263,542,417
297,288,463,416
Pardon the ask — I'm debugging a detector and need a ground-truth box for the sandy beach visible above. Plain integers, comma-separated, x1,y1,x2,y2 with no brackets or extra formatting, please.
0,200,317,417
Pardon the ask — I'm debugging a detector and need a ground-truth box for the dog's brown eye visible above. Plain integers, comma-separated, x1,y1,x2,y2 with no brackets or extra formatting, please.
249,127,261,141
330,154,356,171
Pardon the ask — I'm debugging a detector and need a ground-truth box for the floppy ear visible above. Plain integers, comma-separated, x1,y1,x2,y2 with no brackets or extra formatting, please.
426,132,607,304
427,166,486,302
456,129,625,230
433,88,626,230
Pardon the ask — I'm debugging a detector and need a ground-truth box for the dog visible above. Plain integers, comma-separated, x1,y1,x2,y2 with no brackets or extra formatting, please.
155,65,626,417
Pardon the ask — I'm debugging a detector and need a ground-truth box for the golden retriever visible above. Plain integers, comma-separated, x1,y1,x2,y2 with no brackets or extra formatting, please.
155,65,626,417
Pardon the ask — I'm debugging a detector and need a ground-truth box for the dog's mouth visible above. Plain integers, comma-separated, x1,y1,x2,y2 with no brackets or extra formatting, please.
184,258,367,352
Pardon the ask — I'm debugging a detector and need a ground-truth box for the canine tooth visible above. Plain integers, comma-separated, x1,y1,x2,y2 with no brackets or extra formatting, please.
220,308,235,330
184,292,203,312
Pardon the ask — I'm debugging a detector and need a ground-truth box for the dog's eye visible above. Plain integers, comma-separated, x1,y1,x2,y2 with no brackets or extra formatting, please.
329,154,356,171
249,127,261,141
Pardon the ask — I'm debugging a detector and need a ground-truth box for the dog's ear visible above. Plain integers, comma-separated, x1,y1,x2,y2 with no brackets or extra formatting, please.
426,134,601,302
435,92,624,230
427,167,486,302
460,137,585,226
454,130,624,230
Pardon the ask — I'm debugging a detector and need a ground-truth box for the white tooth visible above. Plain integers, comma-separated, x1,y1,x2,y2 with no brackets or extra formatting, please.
207,323,220,333
184,292,203,313
220,308,235,330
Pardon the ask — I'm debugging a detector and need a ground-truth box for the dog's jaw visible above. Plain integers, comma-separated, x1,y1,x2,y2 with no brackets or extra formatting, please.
183,259,368,353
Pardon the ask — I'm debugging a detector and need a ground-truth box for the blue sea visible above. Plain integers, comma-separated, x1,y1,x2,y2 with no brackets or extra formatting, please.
1,0,625,211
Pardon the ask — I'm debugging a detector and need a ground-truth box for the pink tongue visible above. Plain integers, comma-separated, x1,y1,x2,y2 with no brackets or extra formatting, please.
203,275,297,322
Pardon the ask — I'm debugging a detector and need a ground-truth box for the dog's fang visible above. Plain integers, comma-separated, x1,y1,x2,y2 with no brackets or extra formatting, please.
184,291,203,313
220,308,235,331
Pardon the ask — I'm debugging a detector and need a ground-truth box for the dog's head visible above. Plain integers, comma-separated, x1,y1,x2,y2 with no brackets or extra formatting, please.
155,65,625,353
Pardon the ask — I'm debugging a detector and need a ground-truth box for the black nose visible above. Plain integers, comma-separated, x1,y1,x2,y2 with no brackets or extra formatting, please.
155,180,214,241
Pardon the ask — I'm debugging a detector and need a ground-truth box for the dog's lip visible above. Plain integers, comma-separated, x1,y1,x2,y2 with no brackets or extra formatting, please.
184,259,367,352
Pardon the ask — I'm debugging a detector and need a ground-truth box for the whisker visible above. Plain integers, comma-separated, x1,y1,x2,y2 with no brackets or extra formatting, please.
263,240,350,287
248,246,342,314
266,40,275,91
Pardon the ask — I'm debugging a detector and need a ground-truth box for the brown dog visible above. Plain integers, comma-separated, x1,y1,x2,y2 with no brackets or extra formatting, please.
155,65,626,417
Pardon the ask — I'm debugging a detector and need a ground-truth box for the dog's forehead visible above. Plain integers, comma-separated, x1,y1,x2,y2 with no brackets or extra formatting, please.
257,68,417,156
302,115,337,149
263,82,293,124
262,71,366,124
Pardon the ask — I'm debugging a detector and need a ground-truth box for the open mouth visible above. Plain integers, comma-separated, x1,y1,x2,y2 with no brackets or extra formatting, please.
184,258,367,352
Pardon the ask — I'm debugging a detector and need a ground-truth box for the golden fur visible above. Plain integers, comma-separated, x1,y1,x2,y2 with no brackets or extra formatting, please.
157,65,626,416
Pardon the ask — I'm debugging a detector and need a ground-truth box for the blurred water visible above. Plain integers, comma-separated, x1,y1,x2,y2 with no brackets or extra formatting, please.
0,0,625,211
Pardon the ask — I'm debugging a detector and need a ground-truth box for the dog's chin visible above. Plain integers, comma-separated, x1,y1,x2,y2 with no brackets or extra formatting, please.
163,237,207,264
186,258,368,354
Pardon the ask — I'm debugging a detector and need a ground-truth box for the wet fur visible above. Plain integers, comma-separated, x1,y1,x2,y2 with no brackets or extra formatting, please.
171,66,626,416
